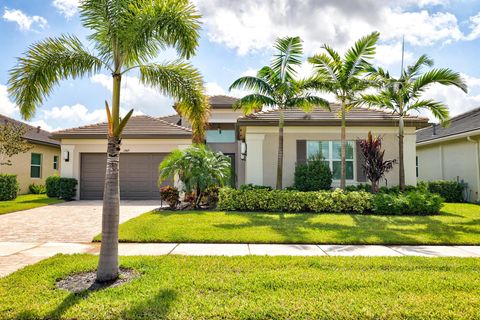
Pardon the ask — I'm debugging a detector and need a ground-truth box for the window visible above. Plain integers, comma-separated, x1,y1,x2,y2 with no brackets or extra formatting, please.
307,140,355,180
53,155,59,170
206,130,235,143
30,153,42,178
416,156,419,178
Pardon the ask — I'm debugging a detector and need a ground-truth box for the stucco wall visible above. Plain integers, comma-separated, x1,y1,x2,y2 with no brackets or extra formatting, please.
59,138,191,199
245,126,417,188
417,135,480,202
0,143,60,194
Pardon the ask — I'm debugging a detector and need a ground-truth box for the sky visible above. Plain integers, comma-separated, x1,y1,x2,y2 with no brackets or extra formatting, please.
1,0,480,131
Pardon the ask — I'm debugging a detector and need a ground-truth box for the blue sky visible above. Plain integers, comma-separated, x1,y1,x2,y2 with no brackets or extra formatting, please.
1,0,480,131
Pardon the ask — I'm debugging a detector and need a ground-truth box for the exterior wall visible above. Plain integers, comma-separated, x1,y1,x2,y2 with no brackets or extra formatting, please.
244,126,417,189
59,138,191,199
207,109,244,123
0,143,60,194
417,135,480,202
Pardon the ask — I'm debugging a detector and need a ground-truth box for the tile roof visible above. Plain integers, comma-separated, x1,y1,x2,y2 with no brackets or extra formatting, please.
237,104,429,128
51,115,192,139
0,114,59,147
416,107,480,143
209,95,237,108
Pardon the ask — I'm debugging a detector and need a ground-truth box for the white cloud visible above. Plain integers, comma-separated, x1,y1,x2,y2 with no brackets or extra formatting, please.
0,84,18,116
375,42,413,67
205,82,226,96
52,0,79,18
91,74,174,115
26,119,61,132
2,8,47,31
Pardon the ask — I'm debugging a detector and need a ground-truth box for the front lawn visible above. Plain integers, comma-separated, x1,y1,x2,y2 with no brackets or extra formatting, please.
98,203,480,245
0,194,63,215
1,255,479,319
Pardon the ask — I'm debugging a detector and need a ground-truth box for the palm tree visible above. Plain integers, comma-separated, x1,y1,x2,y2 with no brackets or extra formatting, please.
362,54,467,190
8,0,207,282
229,36,330,189
308,32,380,189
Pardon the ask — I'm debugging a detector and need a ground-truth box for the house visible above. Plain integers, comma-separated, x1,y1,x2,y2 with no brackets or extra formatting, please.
416,107,480,202
0,114,60,193
53,96,428,200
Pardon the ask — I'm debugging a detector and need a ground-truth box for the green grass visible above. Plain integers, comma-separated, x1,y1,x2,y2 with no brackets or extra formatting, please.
0,194,63,215
98,203,480,245
1,255,479,319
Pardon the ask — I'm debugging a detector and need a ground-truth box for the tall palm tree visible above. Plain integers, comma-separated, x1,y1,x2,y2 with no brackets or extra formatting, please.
308,32,380,189
8,0,207,282
229,36,329,189
362,54,467,190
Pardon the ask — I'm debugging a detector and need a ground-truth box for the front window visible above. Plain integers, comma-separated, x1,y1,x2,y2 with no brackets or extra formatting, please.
31,153,42,178
53,155,59,170
206,130,235,143
307,140,355,180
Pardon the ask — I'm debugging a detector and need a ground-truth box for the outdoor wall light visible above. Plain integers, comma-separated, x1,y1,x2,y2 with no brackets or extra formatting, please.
240,142,247,160
63,151,70,162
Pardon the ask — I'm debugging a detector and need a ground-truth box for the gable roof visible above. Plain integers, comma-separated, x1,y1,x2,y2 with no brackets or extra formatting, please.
237,104,429,128
417,107,480,144
209,95,237,109
0,114,59,147
51,115,192,139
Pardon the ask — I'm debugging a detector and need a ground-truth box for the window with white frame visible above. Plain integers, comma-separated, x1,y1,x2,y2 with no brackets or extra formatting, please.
30,153,42,178
53,155,59,170
307,141,355,180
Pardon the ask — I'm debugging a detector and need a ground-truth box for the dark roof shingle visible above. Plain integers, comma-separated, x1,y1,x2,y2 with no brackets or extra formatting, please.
237,104,429,128
0,114,59,147
416,107,480,143
209,95,237,108
51,115,192,139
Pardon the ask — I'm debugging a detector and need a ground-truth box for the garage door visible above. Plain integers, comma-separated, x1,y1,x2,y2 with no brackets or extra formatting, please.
80,153,170,200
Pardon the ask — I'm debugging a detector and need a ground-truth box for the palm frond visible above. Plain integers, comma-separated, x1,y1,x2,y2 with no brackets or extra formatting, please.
412,68,468,96
343,31,379,79
271,36,303,82
234,94,276,114
406,54,434,78
407,99,450,125
308,53,338,82
287,95,330,112
8,34,104,120
229,76,274,96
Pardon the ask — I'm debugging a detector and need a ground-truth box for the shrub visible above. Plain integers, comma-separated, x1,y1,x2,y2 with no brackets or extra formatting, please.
239,184,273,191
203,186,220,208
372,191,443,215
344,184,372,192
29,183,46,194
424,180,464,203
57,178,77,201
159,185,179,209
0,174,18,201
45,175,60,198
293,158,332,191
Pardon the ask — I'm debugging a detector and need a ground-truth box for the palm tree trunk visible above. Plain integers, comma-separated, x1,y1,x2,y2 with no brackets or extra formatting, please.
276,109,285,190
96,73,122,282
340,102,347,189
398,115,405,191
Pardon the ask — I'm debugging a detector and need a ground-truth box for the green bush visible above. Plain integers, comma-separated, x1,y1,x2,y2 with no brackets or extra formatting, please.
344,184,372,192
57,178,78,201
0,174,19,201
372,191,443,215
45,175,60,198
239,184,273,191
28,183,46,194
160,185,179,209
424,180,464,202
293,159,332,191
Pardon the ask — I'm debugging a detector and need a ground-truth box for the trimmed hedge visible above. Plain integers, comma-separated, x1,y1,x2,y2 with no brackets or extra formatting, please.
57,178,78,201
217,188,443,215
46,175,60,198
0,174,19,201
293,159,332,191
423,180,464,203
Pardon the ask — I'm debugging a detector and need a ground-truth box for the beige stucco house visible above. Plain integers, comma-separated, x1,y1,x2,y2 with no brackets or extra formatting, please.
417,107,480,202
0,114,60,194
54,96,428,199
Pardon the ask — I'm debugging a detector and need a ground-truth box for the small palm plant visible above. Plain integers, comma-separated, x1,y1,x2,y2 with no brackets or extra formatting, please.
359,131,396,193
362,54,467,190
159,145,231,208
230,36,330,189
7,0,208,282
308,32,380,189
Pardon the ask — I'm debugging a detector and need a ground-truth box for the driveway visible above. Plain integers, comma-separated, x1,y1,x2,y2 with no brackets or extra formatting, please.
0,200,160,242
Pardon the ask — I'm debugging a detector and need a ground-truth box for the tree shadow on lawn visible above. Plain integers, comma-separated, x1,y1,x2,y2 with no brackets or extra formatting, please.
215,211,479,245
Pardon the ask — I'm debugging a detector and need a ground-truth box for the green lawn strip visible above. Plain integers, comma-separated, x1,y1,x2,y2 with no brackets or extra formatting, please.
96,203,480,245
1,254,479,319
0,194,63,215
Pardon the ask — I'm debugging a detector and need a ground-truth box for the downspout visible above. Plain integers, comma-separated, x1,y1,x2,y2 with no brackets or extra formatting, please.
467,136,480,202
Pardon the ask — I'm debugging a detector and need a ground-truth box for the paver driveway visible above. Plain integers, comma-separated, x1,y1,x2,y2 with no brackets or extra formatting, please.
0,200,160,242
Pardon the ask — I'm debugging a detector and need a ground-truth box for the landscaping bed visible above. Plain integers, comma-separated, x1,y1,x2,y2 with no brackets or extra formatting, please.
0,194,63,215
1,254,479,319
95,203,480,245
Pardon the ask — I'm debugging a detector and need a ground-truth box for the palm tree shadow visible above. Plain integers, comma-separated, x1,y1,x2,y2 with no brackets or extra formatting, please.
121,289,177,319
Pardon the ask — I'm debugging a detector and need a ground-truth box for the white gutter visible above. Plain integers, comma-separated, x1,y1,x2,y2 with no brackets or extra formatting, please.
417,129,480,147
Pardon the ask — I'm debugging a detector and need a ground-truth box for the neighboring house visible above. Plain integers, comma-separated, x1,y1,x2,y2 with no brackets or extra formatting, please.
0,114,60,193
54,96,428,200
417,107,480,202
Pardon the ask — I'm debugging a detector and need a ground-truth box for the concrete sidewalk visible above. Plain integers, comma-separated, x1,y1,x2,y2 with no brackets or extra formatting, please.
1,242,479,277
